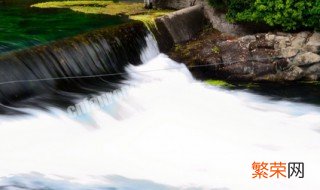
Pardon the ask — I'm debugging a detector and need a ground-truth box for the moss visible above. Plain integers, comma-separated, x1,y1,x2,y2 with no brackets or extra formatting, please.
32,1,146,15
32,1,172,28
211,45,220,54
299,81,320,86
174,44,182,52
130,10,172,29
206,80,235,88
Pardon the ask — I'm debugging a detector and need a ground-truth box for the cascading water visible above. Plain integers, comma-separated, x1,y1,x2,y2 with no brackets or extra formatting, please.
0,22,148,115
0,27,320,190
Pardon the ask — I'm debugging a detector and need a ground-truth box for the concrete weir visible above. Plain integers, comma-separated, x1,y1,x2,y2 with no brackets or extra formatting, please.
0,21,150,114
154,5,206,52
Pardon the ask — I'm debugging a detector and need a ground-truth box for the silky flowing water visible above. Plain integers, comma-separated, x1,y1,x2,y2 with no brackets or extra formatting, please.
0,34,319,190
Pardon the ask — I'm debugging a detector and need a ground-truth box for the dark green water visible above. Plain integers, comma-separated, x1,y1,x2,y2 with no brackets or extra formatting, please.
0,5,125,55
221,82,320,106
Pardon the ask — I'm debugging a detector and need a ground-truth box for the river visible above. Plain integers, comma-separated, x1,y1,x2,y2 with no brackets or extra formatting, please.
0,34,320,190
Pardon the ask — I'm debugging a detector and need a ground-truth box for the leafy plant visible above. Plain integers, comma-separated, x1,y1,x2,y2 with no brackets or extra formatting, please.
207,0,320,31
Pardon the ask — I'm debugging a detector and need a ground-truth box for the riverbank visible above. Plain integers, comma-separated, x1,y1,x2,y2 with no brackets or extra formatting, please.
169,27,320,82
151,1,320,82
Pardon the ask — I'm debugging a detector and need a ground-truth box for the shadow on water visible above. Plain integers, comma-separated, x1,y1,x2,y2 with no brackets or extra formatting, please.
222,82,320,106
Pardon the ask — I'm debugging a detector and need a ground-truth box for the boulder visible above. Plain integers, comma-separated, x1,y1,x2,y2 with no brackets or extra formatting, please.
291,36,307,49
293,52,320,66
306,32,320,53
283,66,304,81
281,47,299,58
265,34,276,41
305,63,320,81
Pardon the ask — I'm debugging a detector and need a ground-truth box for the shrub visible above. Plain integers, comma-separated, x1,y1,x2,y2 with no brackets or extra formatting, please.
207,0,320,31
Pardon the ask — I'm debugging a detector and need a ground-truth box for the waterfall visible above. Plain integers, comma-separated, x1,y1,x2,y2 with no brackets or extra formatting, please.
0,28,320,190
0,22,149,115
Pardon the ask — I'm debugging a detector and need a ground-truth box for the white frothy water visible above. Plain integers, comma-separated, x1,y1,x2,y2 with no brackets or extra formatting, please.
0,35,320,190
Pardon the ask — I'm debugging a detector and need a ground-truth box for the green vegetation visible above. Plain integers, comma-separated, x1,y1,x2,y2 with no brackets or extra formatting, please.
207,0,320,31
206,80,263,89
211,45,220,54
32,1,172,27
206,80,235,88
32,1,145,15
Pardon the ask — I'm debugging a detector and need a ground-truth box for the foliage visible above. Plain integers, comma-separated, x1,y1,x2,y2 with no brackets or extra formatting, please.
207,0,320,31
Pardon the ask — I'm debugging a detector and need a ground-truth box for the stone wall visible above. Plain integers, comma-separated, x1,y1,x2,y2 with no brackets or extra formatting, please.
214,31,320,81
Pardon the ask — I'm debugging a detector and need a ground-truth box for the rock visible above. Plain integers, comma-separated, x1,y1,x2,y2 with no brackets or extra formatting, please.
307,32,320,46
219,41,250,64
265,34,276,41
250,49,276,62
281,47,299,58
291,36,307,49
283,66,304,81
239,35,256,48
304,45,320,53
239,35,256,43
276,32,290,37
275,36,290,42
305,74,319,81
274,36,291,49
297,31,310,38
305,32,320,53
293,52,320,66
305,63,320,81
167,28,320,82
305,63,320,75
249,38,275,50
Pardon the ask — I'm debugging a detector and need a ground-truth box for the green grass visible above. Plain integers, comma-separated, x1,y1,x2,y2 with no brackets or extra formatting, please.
32,0,173,26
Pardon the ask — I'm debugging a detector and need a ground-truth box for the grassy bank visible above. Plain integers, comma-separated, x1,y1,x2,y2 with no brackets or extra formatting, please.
31,0,172,27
